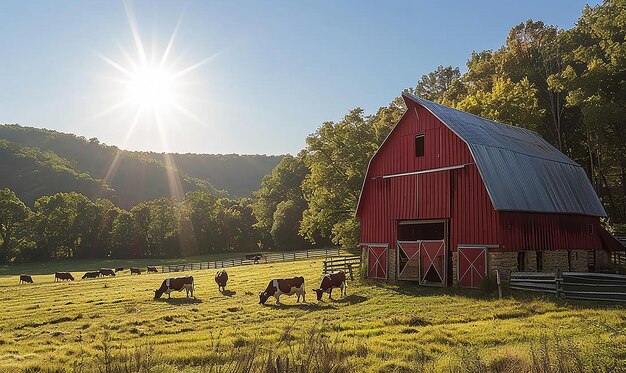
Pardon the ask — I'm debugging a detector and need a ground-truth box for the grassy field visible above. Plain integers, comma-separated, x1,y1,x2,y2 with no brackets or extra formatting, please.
0,257,624,372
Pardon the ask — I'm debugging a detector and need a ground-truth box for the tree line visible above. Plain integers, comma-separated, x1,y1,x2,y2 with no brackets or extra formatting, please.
0,187,320,264
1,1,623,263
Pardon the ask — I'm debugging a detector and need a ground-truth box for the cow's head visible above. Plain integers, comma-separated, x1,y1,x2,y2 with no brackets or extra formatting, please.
111,272,116,276
258,291,270,305
69,274,75,281
312,288,325,301
154,289,164,299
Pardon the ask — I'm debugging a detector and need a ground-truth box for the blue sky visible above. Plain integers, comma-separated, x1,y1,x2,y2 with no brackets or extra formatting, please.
0,1,599,155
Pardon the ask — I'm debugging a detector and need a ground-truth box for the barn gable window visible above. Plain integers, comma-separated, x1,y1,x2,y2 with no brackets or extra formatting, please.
414,134,424,157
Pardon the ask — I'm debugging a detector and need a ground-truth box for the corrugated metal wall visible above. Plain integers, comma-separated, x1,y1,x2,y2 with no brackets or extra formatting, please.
498,212,602,252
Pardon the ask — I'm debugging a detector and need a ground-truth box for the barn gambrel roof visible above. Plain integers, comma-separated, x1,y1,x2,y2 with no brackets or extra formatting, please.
402,93,606,217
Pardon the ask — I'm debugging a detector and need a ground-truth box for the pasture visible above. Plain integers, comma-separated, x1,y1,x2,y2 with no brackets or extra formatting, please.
0,257,624,372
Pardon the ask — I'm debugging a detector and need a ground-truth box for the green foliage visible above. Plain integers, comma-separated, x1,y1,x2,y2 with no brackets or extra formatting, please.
0,125,279,208
457,77,545,131
411,65,461,102
271,199,309,250
0,188,32,263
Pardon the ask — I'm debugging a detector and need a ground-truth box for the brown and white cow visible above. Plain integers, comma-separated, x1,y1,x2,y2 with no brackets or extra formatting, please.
215,270,228,292
19,275,33,284
100,268,116,277
154,276,195,299
55,272,74,282
130,267,141,275
259,276,306,305
312,271,346,301
82,271,100,279
147,266,158,273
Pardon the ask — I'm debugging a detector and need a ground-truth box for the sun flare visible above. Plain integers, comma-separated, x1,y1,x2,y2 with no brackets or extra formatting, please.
126,65,175,107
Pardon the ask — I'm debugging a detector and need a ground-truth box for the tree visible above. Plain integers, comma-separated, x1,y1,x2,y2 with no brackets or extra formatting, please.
0,188,32,263
412,65,461,102
252,153,309,249
271,200,309,250
457,77,545,131
110,211,135,258
557,0,626,220
301,101,403,248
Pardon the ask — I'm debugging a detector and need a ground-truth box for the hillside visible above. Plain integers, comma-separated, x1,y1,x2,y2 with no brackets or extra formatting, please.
0,257,623,372
0,139,115,205
0,124,282,207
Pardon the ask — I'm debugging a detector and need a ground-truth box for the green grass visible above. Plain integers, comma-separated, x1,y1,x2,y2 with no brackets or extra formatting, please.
0,257,624,372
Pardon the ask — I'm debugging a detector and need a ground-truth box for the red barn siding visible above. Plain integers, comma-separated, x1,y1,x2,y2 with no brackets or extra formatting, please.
418,170,450,219
498,212,602,252
450,164,498,252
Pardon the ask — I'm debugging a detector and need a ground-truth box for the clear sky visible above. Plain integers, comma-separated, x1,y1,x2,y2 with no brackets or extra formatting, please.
0,1,599,155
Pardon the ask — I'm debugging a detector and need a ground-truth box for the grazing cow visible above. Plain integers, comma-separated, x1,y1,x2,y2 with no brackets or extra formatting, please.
215,270,228,292
55,272,74,282
259,276,306,305
82,271,100,279
147,266,158,273
100,268,116,277
154,276,194,299
19,275,33,284
312,271,346,301
115,267,124,272
130,267,141,275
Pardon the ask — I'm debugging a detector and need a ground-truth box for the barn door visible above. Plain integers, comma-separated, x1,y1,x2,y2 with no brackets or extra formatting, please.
397,241,420,281
367,245,388,279
457,247,487,288
420,240,446,286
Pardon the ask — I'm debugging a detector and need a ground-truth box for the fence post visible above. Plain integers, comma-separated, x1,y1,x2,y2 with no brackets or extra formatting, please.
555,269,562,298
496,270,502,299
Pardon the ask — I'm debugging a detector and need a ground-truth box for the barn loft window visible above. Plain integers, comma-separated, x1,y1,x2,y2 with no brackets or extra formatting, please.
414,134,424,157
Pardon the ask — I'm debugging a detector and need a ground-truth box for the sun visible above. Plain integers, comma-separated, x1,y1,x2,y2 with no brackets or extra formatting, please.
126,65,175,108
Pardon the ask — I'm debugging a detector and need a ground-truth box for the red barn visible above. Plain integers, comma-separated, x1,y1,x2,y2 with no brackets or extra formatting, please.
356,93,621,287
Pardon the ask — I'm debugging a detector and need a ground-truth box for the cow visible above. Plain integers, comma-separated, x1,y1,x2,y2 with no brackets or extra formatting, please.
154,276,194,299
100,268,116,277
115,267,124,272
55,272,74,282
82,271,100,279
130,267,141,275
312,271,346,301
19,275,33,284
147,266,158,273
259,276,306,305
215,270,228,292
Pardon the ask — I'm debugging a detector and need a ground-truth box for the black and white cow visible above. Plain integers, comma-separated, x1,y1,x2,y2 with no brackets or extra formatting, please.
259,276,306,305
312,271,346,301
154,276,195,299
215,270,228,292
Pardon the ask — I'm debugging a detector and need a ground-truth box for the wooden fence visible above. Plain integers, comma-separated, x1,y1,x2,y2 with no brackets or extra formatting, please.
510,271,626,303
160,248,341,273
614,236,626,266
322,255,361,280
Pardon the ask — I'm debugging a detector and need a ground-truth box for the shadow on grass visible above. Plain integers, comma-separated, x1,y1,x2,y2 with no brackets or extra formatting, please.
154,297,203,305
221,289,236,297
263,302,337,311
335,294,368,305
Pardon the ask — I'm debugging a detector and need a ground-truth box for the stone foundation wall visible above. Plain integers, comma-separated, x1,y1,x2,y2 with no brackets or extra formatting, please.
388,247,397,281
451,251,458,286
487,251,518,282
569,250,589,272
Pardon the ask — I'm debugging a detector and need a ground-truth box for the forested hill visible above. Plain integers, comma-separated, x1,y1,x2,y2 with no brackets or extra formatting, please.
0,124,282,207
